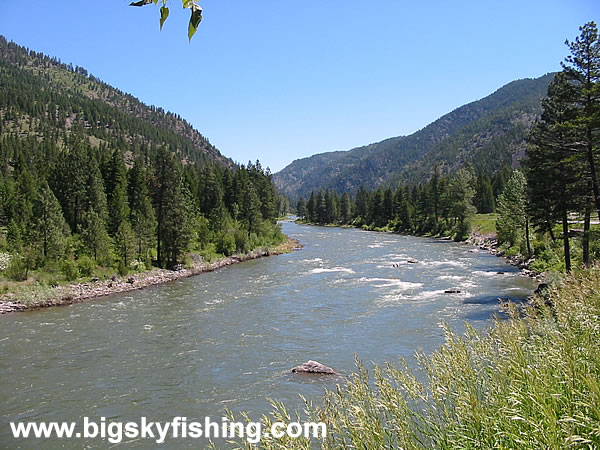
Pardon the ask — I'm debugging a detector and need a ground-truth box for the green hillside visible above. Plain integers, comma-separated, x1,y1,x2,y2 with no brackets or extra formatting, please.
274,73,554,202
0,35,233,168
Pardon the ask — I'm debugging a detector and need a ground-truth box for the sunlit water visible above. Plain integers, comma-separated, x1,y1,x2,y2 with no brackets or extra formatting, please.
0,221,536,447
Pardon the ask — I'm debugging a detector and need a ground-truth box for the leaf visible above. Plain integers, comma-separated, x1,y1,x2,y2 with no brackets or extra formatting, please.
188,4,203,41
129,0,153,6
182,0,194,8
159,6,169,30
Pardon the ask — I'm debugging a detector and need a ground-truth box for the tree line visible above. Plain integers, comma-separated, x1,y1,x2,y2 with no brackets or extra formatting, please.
0,132,286,280
296,166,511,240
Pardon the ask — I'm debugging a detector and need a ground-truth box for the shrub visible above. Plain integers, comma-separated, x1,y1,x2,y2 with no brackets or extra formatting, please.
61,259,79,281
77,255,96,277
6,255,27,281
117,260,128,276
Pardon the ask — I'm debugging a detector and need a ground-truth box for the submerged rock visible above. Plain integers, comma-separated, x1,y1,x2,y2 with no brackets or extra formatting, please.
292,360,337,375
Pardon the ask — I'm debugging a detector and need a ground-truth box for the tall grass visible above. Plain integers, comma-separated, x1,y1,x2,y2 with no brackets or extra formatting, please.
234,267,600,449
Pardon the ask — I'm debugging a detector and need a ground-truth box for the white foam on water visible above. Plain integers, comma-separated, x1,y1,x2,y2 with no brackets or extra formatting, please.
356,277,423,289
367,243,383,248
472,270,498,277
424,260,467,268
437,275,464,281
309,267,356,274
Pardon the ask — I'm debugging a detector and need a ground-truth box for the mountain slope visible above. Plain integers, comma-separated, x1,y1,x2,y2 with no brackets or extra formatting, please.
0,35,233,168
274,73,554,201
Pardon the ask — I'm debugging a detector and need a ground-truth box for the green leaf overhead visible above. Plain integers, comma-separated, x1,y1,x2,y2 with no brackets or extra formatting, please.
129,0,154,6
159,6,169,30
129,0,204,40
188,4,203,41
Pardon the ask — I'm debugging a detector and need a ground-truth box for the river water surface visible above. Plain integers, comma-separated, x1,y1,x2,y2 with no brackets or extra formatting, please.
0,221,536,447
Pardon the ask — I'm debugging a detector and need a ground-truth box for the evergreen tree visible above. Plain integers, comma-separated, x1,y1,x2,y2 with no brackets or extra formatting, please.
340,192,352,224
496,171,531,256
152,147,194,268
296,196,307,219
446,169,476,238
474,175,495,213
81,210,112,264
562,21,600,219
127,161,157,260
114,220,136,268
33,182,70,261
106,149,130,236
526,73,581,271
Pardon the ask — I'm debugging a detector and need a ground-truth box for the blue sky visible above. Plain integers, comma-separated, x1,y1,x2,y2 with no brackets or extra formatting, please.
0,1,597,171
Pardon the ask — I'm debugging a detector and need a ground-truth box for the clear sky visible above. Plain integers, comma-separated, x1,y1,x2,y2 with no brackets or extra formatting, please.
0,1,597,171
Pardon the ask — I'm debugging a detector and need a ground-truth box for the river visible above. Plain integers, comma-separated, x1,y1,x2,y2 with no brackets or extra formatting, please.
0,221,536,447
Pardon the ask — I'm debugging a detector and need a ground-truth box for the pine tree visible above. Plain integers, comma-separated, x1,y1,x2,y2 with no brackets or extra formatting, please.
33,182,70,261
526,73,581,271
127,161,157,261
152,147,194,268
496,171,531,256
81,210,112,264
296,196,307,219
340,192,352,224
446,169,476,239
562,21,600,219
106,149,130,236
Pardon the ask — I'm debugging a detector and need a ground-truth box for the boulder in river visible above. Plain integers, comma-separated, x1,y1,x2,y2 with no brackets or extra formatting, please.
292,360,337,375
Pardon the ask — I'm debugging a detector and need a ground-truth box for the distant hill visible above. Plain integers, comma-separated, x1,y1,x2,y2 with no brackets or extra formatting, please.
0,35,234,168
274,73,554,202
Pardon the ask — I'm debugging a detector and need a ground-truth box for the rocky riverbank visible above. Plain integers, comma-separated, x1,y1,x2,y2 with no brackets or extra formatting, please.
467,231,542,280
0,238,302,315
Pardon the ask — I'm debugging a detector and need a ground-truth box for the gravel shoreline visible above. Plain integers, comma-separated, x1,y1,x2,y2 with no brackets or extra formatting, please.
0,238,302,315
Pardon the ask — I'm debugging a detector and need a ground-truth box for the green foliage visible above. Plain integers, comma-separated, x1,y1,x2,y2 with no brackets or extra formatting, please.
526,22,600,271
117,259,129,277
129,0,203,41
496,171,528,246
245,267,600,449
60,259,79,281
216,232,236,256
76,255,96,277
5,254,27,281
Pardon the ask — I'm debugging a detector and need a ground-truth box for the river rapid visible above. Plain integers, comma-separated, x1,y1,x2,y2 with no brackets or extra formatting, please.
0,221,536,447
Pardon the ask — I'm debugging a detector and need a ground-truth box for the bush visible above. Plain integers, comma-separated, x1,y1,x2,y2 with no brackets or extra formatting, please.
61,259,79,281
216,232,236,256
6,255,27,281
117,260,128,276
77,255,96,277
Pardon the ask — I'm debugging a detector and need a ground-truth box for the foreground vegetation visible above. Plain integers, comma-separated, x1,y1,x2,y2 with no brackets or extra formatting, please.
233,265,600,449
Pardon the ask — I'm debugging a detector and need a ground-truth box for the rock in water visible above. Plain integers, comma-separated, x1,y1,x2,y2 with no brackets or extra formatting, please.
292,360,337,375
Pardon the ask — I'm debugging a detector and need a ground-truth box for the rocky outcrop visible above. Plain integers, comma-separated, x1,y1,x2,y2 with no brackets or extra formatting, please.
292,360,337,375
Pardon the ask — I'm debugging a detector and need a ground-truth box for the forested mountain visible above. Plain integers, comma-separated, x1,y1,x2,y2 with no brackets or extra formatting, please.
0,36,286,277
274,73,555,202
0,35,233,168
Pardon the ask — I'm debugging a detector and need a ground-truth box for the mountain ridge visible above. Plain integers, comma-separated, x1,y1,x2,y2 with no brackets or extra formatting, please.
0,35,234,169
274,73,555,202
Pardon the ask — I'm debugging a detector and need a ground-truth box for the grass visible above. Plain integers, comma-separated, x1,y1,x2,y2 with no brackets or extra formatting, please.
471,213,498,236
232,266,600,449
